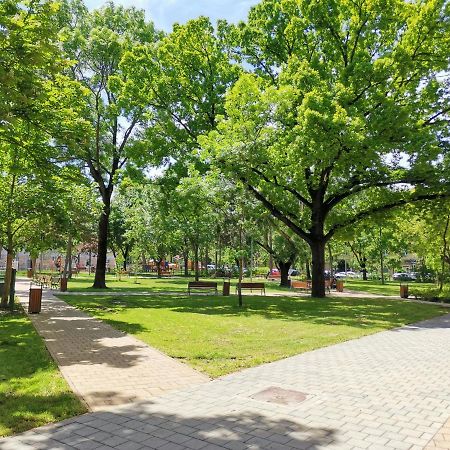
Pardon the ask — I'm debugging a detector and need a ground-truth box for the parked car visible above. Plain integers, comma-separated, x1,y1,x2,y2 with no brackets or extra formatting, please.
335,272,347,278
335,271,357,278
288,268,299,276
267,268,280,279
393,272,414,281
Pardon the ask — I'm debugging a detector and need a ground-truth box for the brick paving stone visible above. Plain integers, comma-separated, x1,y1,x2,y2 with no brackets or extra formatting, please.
1,293,449,450
424,417,450,449
13,280,209,411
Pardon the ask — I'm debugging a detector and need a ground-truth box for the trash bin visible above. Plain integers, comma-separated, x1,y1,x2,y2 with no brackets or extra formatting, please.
27,268,33,278
336,279,344,292
60,278,68,292
400,284,409,298
223,280,230,296
29,287,42,313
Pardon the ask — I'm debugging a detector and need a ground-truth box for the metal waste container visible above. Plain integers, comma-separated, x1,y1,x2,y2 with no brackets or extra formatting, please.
400,284,409,298
223,280,230,296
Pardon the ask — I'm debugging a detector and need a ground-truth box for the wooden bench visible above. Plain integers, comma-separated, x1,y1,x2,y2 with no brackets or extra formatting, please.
187,281,218,295
291,280,311,292
236,282,266,295
50,276,60,290
32,274,51,288
160,270,172,277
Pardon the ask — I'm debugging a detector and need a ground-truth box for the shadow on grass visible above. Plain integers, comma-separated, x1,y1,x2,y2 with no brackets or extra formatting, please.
0,312,56,381
0,312,86,437
2,407,336,449
0,392,85,438
63,293,449,331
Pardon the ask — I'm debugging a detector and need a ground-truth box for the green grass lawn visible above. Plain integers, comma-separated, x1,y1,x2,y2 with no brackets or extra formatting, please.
62,292,448,378
344,279,436,296
65,273,285,293
0,310,86,437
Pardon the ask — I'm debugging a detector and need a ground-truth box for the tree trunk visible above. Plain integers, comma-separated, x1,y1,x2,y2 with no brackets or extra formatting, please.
122,246,129,270
93,199,111,289
268,227,273,271
379,226,385,285
1,234,14,308
31,257,37,276
63,235,73,280
194,243,199,281
183,249,189,276
439,214,450,292
361,258,368,281
157,259,162,278
306,261,311,280
204,246,209,277
278,261,291,287
310,239,326,298
327,244,333,278
238,227,243,307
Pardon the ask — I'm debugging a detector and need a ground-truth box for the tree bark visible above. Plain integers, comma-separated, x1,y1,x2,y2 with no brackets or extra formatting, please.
122,245,129,270
183,249,189,276
310,239,326,298
93,198,111,289
194,243,199,281
439,214,450,292
63,235,73,280
306,261,311,280
1,234,14,308
278,261,291,287
379,226,385,285
31,257,37,276
361,259,368,281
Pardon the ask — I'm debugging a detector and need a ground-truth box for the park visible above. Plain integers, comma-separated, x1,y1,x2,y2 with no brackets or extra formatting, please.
1,0,450,449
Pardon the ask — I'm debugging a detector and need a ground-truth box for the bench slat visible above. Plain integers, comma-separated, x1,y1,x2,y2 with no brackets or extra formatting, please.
236,282,266,295
187,281,218,295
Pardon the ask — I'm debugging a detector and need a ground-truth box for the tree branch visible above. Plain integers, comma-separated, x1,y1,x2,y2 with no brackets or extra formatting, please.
326,192,450,239
242,178,312,244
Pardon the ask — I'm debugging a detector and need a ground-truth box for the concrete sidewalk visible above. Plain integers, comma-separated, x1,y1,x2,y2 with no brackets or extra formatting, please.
1,290,449,449
14,280,209,411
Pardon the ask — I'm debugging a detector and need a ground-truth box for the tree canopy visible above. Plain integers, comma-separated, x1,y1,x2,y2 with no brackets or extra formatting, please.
201,0,450,296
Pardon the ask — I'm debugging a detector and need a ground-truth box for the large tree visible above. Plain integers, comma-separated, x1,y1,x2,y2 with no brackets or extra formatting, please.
62,1,161,288
119,16,240,176
202,0,450,297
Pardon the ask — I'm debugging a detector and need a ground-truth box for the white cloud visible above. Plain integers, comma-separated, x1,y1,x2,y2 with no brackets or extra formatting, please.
84,0,259,31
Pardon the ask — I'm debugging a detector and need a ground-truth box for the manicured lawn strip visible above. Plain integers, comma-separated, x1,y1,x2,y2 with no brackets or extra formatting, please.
344,279,435,296
66,273,285,293
62,293,448,378
0,310,86,437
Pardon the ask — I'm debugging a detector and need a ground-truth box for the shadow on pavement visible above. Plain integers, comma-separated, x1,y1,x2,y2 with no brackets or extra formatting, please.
1,405,337,450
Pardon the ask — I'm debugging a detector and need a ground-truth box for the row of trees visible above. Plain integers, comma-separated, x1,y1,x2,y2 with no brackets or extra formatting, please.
1,0,449,302
108,178,450,286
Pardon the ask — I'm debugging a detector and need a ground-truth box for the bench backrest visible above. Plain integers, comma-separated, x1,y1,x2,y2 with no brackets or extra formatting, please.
238,282,265,289
291,280,310,289
188,281,217,288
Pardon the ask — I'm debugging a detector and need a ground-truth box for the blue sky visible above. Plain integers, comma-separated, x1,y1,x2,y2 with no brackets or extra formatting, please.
84,0,259,31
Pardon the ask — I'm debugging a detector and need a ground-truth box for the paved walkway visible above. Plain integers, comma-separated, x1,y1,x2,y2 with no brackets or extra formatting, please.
1,291,449,449
14,280,209,410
